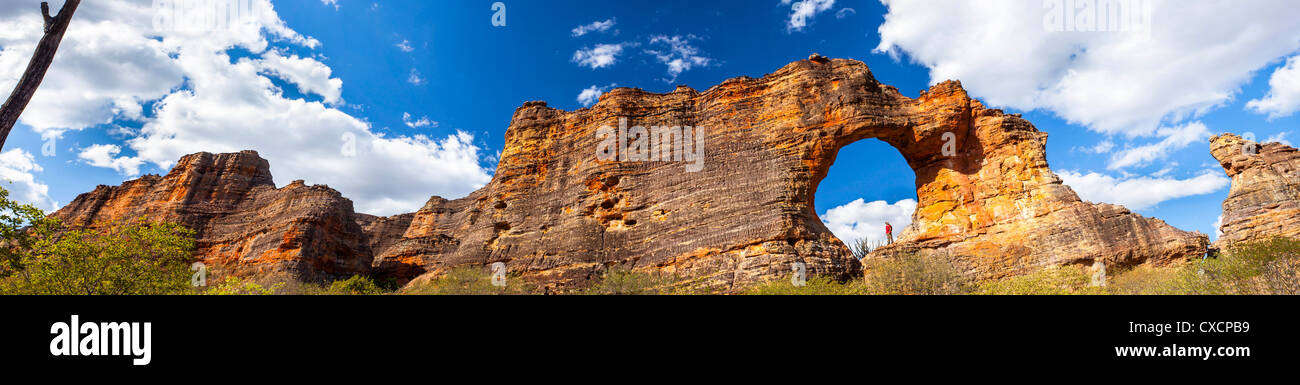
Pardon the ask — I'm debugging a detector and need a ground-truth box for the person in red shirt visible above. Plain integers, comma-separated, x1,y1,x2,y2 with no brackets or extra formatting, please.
885,222,893,245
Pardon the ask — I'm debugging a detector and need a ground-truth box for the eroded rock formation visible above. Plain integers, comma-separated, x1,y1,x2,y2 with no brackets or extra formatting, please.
50,151,373,282
51,56,1211,290
1210,133,1300,247
392,55,1206,289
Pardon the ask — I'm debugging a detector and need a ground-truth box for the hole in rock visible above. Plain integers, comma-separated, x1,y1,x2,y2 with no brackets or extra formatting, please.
814,138,918,255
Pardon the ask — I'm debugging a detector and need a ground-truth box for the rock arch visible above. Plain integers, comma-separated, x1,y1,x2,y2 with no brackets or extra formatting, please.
379,56,1207,290
47,56,1210,289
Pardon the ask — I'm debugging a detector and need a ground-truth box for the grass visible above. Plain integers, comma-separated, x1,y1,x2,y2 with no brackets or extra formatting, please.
974,265,1105,295
578,267,699,295
200,274,394,295
746,237,1300,295
401,266,536,295
747,252,972,295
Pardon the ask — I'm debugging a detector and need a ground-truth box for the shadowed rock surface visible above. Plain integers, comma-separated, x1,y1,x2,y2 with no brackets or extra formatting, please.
395,56,1207,290
1210,133,1300,248
50,151,373,282
50,57,1210,290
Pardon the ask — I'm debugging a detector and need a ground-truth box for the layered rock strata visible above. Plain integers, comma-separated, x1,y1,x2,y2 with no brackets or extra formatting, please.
52,56,1212,290
51,151,373,282
1210,133,1300,248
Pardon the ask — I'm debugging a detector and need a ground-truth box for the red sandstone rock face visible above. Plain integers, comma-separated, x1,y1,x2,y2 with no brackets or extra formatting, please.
50,151,373,282
49,57,1211,290
1210,133,1300,247
393,56,1207,290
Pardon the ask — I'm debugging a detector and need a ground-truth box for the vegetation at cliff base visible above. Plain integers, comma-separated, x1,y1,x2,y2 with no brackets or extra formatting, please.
748,252,972,295
403,266,535,295
1,220,197,295
746,237,1300,295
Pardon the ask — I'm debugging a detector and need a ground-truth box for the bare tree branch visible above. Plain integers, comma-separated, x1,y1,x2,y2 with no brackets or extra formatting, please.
0,0,81,151
41,2,53,33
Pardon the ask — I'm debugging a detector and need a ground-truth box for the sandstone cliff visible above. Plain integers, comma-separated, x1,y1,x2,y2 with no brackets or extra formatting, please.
1210,133,1300,248
50,151,373,282
393,55,1207,289
50,56,1212,290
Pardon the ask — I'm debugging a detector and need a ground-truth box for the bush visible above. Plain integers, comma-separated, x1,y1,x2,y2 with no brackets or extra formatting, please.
1106,265,1183,295
204,276,281,295
1161,237,1300,295
0,186,61,279
862,252,972,295
327,275,386,295
975,265,1104,295
404,266,534,295
847,238,890,260
746,275,867,295
581,267,696,295
3,219,197,295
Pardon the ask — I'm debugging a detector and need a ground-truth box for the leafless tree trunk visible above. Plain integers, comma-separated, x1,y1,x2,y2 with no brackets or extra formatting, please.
0,1,81,151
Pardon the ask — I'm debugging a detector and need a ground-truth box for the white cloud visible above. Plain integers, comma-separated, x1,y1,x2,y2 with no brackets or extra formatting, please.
320,0,339,11
1,0,492,216
0,0,183,138
1082,140,1114,154
1247,55,1300,119
875,0,1300,138
407,68,425,85
1265,132,1292,147
1058,169,1229,211
835,8,856,19
781,0,836,32
255,50,343,104
395,39,414,52
645,35,713,82
402,112,437,128
577,84,615,107
572,43,625,69
571,18,616,37
78,144,145,176
1107,121,1210,170
820,198,916,247
0,149,58,212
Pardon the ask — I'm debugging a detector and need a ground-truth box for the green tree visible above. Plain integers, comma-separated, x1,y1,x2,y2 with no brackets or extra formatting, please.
0,186,61,278
3,218,197,295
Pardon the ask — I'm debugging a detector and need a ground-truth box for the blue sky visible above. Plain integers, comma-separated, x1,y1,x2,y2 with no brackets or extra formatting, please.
1,0,1299,246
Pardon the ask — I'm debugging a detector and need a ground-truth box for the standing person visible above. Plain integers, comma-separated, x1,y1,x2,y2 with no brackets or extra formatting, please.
885,222,893,245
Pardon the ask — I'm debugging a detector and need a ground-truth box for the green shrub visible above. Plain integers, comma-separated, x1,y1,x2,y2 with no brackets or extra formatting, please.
327,275,386,295
3,219,197,295
746,275,867,295
204,276,282,295
0,186,61,279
